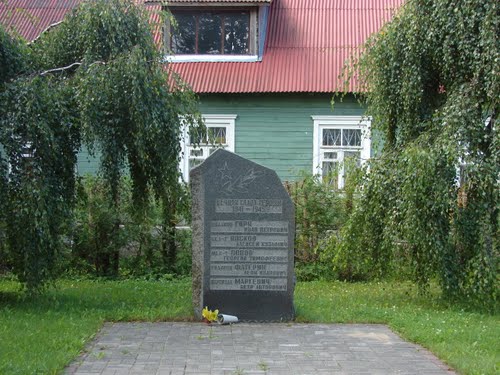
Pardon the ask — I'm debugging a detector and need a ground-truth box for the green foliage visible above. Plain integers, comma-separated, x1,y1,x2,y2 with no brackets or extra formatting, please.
0,0,201,292
72,176,192,278
173,229,193,277
29,0,156,71
340,0,499,306
68,0,200,275
0,76,80,292
0,156,7,272
287,170,363,281
0,25,27,273
286,173,345,261
72,176,129,276
0,27,26,87
333,158,394,281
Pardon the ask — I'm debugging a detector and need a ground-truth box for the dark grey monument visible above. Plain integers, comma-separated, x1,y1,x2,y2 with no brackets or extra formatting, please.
191,149,295,321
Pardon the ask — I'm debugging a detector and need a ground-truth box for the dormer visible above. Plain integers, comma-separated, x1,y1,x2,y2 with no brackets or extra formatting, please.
163,0,272,62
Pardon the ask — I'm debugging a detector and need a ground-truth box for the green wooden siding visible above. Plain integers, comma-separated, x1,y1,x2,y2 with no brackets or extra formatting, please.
199,93,365,181
0,142,99,176
0,93,366,180
76,146,100,176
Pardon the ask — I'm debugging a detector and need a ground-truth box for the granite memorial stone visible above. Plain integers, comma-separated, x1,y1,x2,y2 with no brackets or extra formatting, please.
191,149,295,321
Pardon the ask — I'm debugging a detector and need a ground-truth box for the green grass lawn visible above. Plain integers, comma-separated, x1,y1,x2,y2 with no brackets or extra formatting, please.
0,278,498,375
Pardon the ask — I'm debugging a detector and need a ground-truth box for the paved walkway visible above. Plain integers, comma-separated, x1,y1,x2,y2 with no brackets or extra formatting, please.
65,323,455,375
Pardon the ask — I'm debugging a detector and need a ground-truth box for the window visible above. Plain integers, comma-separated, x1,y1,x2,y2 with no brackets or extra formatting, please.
166,7,259,62
180,114,236,182
171,10,250,55
312,116,371,189
2,138,35,178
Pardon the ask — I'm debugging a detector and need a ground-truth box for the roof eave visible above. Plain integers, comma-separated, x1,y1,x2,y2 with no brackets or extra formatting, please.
160,0,272,6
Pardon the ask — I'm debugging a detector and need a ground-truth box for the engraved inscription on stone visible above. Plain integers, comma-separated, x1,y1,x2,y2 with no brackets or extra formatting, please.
215,199,283,214
210,234,288,248
211,220,288,234
210,249,288,262
210,277,287,291
210,263,288,276
209,217,289,291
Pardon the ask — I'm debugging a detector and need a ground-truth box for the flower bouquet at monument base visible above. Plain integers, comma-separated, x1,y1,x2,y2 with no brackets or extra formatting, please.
202,307,219,324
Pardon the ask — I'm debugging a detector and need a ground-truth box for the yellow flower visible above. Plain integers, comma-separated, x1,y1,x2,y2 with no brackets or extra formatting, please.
202,306,219,322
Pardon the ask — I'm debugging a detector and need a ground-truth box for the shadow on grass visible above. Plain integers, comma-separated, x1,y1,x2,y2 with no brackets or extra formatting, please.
0,291,21,305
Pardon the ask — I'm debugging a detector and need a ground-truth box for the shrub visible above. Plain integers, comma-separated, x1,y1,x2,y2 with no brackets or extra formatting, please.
72,176,130,276
174,228,192,277
286,167,362,281
71,175,192,278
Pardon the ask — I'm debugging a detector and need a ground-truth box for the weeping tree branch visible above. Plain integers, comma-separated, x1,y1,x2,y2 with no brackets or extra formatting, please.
40,62,82,76
38,58,160,77
39,61,106,76
28,21,63,45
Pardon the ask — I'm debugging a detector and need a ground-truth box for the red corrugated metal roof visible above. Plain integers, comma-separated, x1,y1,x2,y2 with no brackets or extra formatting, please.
164,0,271,3
0,0,82,41
0,0,403,93
172,0,404,93
0,0,161,42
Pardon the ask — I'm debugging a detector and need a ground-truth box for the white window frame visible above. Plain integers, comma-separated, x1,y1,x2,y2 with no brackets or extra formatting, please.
312,115,371,189
180,114,236,182
4,138,34,176
164,7,259,63
166,55,259,63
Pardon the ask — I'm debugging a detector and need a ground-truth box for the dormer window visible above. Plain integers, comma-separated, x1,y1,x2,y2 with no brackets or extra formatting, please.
164,1,271,63
171,10,250,55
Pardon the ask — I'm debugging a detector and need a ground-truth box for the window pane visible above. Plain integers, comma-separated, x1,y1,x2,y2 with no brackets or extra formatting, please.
190,148,203,157
224,12,249,54
172,14,196,54
199,13,222,54
322,161,338,186
343,129,361,146
189,158,203,170
189,132,203,145
323,129,341,146
344,151,361,167
323,152,338,160
207,127,227,144
21,141,34,158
